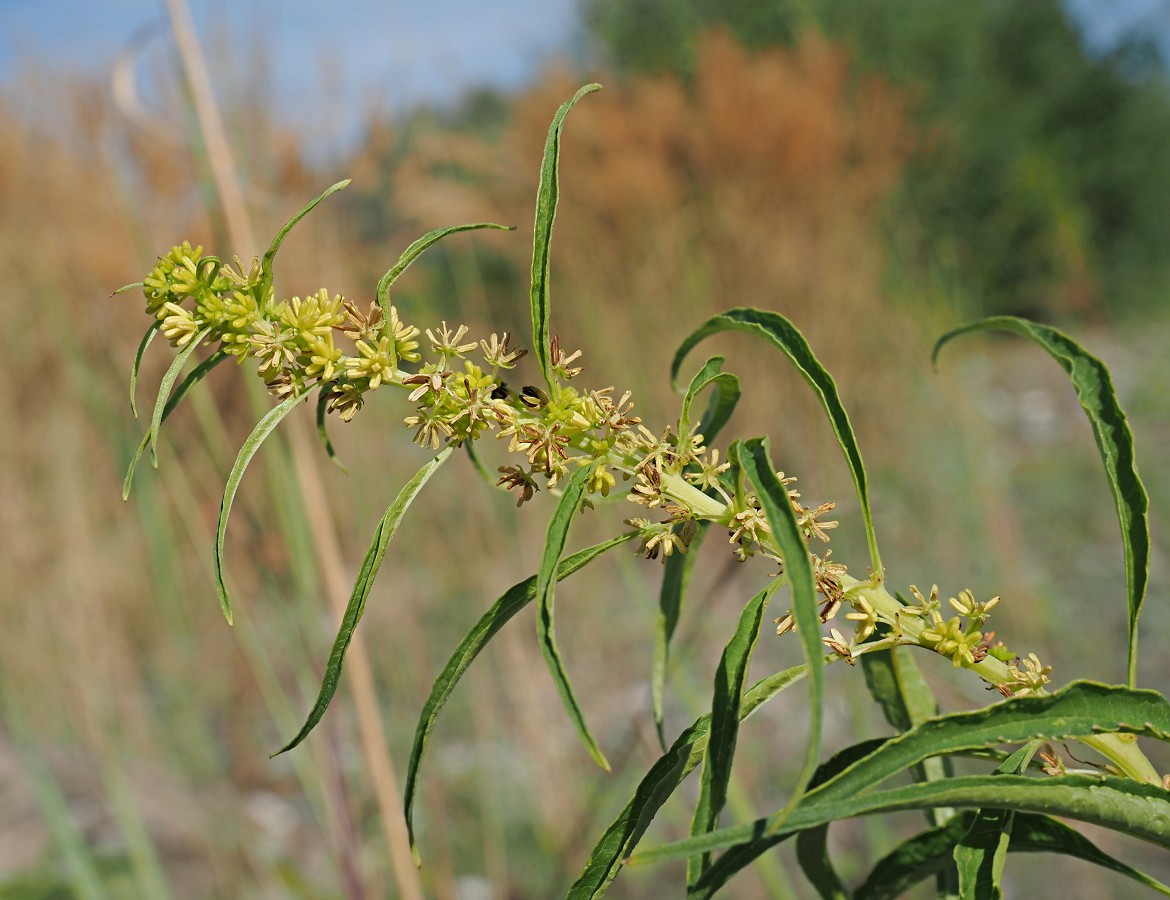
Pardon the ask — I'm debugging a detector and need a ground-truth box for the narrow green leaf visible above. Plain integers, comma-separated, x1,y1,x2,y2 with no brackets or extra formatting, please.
566,665,809,899
262,179,350,284
148,325,213,466
808,681,1170,811
130,321,160,417
630,772,1170,865
407,532,635,864
700,740,886,900
315,390,347,473
536,465,609,770
740,438,823,834
530,83,602,388
123,350,229,499
273,446,453,756
933,316,1149,688
214,390,308,625
653,524,706,749
861,642,954,826
856,812,1170,900
953,742,1040,900
672,308,881,573
375,222,512,313
687,584,774,888
678,355,741,447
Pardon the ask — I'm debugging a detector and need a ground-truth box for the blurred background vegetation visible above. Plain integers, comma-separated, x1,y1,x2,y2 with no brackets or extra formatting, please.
1,0,1168,897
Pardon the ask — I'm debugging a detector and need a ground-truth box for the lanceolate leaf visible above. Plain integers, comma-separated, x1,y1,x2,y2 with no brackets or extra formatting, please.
808,681,1170,809
861,643,954,826
740,438,824,834
536,466,609,770
315,390,347,474
123,350,229,500
375,223,512,313
653,524,706,750
566,665,810,899
855,812,1170,900
273,446,453,756
530,83,601,388
214,390,308,625
407,532,635,864
148,325,213,466
953,741,1040,900
672,308,881,573
262,179,350,284
630,773,1170,865
678,355,741,447
933,317,1149,688
130,321,160,417
687,583,773,888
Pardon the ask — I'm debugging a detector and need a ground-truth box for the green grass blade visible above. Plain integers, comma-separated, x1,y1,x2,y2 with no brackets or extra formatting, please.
687,583,774,887
262,179,350,283
677,355,741,447
273,446,453,756
214,389,308,625
653,524,706,749
148,325,213,466
933,316,1149,688
375,223,513,312
123,350,229,499
953,742,1040,900
740,438,824,834
406,532,635,864
855,812,1170,900
565,665,809,899
315,389,348,473
530,83,601,388
129,321,160,417
631,772,1170,865
536,465,609,770
672,308,881,573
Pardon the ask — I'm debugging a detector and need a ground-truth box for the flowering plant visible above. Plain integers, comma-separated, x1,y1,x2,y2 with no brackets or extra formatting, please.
122,84,1170,897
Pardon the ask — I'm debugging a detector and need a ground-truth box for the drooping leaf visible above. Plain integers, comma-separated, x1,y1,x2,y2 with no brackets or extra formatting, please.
678,355,741,448
536,465,609,770
262,180,350,284
653,523,706,749
148,325,213,466
123,350,229,500
375,223,512,313
530,83,602,388
672,308,881,573
566,665,810,899
933,316,1149,687
953,742,1041,900
129,321,160,417
855,812,1170,900
315,390,347,473
740,438,823,833
630,772,1170,865
273,446,453,756
687,583,774,888
214,390,308,625
406,532,635,863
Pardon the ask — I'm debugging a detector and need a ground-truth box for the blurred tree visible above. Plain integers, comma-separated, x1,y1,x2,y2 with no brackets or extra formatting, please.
582,0,1170,317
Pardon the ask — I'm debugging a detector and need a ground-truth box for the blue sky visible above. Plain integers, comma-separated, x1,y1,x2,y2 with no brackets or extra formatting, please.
1,0,1165,153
